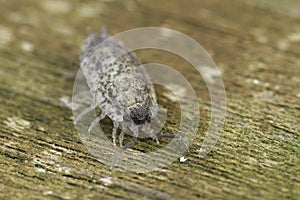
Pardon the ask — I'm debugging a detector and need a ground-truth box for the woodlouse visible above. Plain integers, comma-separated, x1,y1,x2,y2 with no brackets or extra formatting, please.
75,27,189,168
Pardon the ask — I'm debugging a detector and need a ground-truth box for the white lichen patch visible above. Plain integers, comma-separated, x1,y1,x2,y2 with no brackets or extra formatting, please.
259,159,279,168
4,117,30,132
37,126,46,132
252,79,261,85
56,164,72,174
41,0,72,14
20,41,34,52
247,157,258,164
100,177,113,186
50,143,72,154
4,141,18,148
33,149,72,174
43,191,53,195
49,149,62,156
36,167,46,173
179,156,187,163
296,92,300,98
33,156,57,168
34,151,58,165
0,25,13,47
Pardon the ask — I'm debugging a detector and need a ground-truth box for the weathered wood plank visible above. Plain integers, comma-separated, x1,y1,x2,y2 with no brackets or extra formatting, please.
0,0,299,199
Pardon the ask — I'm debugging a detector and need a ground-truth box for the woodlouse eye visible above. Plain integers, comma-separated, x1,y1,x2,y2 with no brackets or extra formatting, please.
146,114,151,122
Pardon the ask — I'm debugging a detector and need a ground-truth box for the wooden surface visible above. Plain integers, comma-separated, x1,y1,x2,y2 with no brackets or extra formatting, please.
0,0,299,199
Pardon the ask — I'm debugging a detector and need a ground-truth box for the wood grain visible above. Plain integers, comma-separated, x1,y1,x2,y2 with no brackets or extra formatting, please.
0,0,299,199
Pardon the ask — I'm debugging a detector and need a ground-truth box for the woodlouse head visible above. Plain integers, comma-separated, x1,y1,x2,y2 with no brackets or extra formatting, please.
125,103,152,125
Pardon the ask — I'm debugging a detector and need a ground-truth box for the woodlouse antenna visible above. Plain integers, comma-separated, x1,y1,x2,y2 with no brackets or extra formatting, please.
155,132,190,152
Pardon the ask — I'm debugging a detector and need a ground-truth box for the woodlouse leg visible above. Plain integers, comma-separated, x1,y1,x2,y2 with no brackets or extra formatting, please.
87,112,106,133
74,104,96,124
150,128,159,144
155,132,190,152
111,127,138,169
143,124,159,144
119,124,126,147
152,135,160,144
112,121,119,146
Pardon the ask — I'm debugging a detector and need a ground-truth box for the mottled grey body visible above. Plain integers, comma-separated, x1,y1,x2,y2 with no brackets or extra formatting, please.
79,28,157,145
